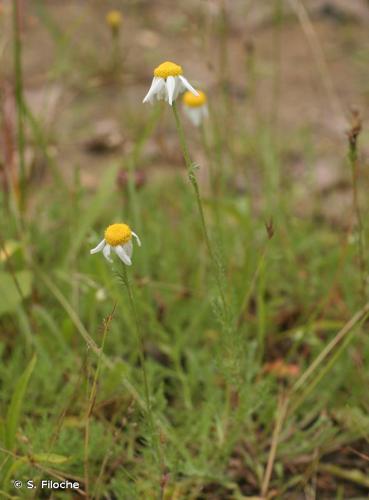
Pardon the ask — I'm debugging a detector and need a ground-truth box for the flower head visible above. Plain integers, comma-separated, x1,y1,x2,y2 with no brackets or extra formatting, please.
90,223,141,266
143,61,199,106
106,10,122,33
182,90,208,126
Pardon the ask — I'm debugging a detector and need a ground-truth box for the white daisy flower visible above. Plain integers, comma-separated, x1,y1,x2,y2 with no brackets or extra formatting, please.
182,90,208,127
90,223,141,266
143,61,199,106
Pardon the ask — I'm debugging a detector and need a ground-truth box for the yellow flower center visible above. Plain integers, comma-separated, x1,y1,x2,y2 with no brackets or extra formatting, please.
182,90,207,107
154,61,183,79
104,223,132,246
106,10,123,29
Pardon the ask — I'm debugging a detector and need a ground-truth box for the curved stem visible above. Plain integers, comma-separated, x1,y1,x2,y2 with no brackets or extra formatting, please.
13,0,26,212
172,103,228,318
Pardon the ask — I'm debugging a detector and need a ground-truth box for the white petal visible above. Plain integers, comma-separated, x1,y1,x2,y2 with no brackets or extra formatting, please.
183,107,200,126
115,245,132,265
166,76,176,105
179,75,199,96
143,77,164,103
192,109,202,126
132,231,141,246
173,77,183,101
103,244,113,263
90,239,105,254
123,240,133,258
157,83,167,101
177,77,187,94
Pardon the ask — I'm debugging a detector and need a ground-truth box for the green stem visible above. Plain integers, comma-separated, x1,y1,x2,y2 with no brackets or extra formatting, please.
84,303,115,497
13,0,26,212
122,266,151,414
349,141,366,300
172,103,228,317
111,32,120,75
121,265,160,461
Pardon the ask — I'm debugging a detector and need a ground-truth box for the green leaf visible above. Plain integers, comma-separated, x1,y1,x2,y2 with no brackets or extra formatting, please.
0,271,32,316
5,355,37,450
30,453,70,464
64,164,119,264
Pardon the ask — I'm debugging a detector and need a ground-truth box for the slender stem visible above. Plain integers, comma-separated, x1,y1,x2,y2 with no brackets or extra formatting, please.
261,393,289,497
84,303,116,497
12,0,26,212
291,301,369,395
172,103,228,317
111,31,120,75
121,266,167,497
348,120,366,300
218,0,232,126
121,265,159,459
349,142,365,297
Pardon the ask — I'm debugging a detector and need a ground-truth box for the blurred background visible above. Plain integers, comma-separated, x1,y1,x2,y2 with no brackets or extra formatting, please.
2,0,369,213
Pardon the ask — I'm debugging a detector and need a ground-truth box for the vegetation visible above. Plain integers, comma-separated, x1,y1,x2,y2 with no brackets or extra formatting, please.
1,1,369,498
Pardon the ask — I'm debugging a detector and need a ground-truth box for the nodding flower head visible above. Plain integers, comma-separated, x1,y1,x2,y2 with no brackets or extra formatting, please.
104,223,131,246
90,223,141,266
182,90,208,126
143,61,199,106
154,61,183,79
106,10,122,32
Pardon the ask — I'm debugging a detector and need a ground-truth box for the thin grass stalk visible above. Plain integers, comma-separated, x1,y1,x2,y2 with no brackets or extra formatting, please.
256,255,267,362
110,31,121,76
290,327,357,415
347,110,366,300
288,301,369,415
12,0,26,212
121,266,151,418
84,303,116,497
237,237,270,327
119,264,163,470
261,393,289,497
217,0,233,130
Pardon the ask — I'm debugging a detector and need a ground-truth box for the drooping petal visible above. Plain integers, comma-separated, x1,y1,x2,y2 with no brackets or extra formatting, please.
177,77,187,95
103,244,113,262
166,76,176,105
179,75,199,96
157,83,167,101
183,107,198,126
132,231,141,246
191,108,202,126
172,77,183,101
123,240,133,258
90,239,105,254
115,245,132,265
143,77,164,103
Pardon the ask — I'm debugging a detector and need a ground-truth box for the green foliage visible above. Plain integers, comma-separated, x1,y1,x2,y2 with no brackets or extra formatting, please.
1,1,369,498
0,271,32,316
5,355,36,451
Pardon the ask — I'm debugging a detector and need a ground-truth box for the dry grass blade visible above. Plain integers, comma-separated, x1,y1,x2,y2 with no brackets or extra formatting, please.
287,0,345,123
292,301,369,394
261,393,289,498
